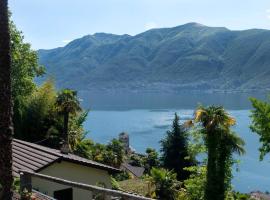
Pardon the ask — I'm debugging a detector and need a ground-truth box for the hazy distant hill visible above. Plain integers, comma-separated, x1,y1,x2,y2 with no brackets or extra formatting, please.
38,23,270,93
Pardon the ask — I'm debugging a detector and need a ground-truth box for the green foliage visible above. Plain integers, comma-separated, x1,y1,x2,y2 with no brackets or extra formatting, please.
194,105,245,200
187,126,206,160
250,97,270,160
160,113,194,181
68,111,89,151
230,192,250,200
15,80,89,153
17,80,61,142
56,89,81,115
111,177,120,190
143,148,160,173
146,168,181,200
183,165,206,200
10,20,44,99
10,20,45,138
118,179,151,197
74,138,125,168
12,178,20,192
129,154,144,167
103,139,125,168
73,139,94,159
55,88,82,151
20,188,32,200
113,171,132,182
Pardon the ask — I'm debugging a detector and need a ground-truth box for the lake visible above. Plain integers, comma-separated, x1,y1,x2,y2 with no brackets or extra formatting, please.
81,91,269,193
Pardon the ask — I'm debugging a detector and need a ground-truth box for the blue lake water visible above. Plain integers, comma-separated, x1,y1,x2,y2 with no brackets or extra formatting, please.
81,92,270,193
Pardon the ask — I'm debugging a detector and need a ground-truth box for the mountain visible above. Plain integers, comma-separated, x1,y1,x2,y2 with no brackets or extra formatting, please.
38,23,270,93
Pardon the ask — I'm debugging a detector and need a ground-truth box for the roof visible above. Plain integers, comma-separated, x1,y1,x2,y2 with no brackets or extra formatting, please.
12,139,120,177
250,191,270,200
121,163,145,178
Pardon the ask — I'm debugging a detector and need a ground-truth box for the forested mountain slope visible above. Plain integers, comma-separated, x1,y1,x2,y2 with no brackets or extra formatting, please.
38,23,270,92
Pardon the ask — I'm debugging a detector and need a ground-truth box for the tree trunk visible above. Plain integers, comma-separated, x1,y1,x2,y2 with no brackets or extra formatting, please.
63,111,69,143
216,152,227,200
60,111,69,154
216,141,230,200
205,132,218,200
0,0,14,199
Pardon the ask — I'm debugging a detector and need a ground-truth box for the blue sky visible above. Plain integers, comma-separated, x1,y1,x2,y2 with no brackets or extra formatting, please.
9,0,270,49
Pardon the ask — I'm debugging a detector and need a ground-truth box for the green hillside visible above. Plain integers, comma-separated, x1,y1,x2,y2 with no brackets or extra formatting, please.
38,23,270,93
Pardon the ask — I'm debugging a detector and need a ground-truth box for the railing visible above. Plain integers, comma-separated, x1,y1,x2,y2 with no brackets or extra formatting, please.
20,170,154,200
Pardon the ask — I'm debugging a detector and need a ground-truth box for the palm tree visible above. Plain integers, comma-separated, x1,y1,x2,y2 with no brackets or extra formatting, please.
194,106,242,200
217,131,245,200
0,0,14,199
147,168,180,200
56,89,81,152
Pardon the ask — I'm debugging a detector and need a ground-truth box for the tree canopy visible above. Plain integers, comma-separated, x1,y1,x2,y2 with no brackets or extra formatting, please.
10,20,44,138
160,113,194,181
250,97,270,160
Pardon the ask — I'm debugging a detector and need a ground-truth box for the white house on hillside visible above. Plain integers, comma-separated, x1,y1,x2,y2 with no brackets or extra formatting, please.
12,139,120,200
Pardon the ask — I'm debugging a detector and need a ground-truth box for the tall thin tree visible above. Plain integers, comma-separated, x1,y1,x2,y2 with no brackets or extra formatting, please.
56,89,81,152
0,0,14,199
194,106,244,200
160,113,193,181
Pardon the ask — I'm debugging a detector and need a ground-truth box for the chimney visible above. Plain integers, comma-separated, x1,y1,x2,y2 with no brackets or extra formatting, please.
60,140,69,154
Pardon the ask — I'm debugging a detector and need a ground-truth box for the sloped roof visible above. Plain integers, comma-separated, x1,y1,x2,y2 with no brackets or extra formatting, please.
12,139,120,177
121,163,145,178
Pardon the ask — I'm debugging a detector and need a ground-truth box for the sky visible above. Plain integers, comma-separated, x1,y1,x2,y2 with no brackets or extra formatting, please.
9,0,270,49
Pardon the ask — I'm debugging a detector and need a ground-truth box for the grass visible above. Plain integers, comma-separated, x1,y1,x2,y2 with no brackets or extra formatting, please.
118,179,150,196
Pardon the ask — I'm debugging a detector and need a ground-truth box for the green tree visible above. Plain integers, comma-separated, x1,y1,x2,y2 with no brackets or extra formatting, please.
183,165,206,200
217,131,245,199
105,139,125,168
194,106,244,200
160,113,193,181
147,168,180,200
250,97,270,160
90,143,107,163
144,148,160,173
129,153,144,167
20,80,59,142
73,139,94,159
56,89,82,150
10,20,44,139
68,110,89,151
0,0,14,198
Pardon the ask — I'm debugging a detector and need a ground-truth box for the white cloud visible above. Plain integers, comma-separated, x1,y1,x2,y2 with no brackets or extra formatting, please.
144,22,158,30
62,39,72,44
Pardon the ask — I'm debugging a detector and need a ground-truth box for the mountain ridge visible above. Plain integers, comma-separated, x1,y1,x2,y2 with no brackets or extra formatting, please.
38,23,270,93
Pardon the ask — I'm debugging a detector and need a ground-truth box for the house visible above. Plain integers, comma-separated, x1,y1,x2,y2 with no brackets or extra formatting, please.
12,139,120,200
121,162,145,178
250,191,270,200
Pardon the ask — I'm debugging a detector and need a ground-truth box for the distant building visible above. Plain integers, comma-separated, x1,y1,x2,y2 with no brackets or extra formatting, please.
119,132,131,154
121,162,145,179
250,191,270,200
